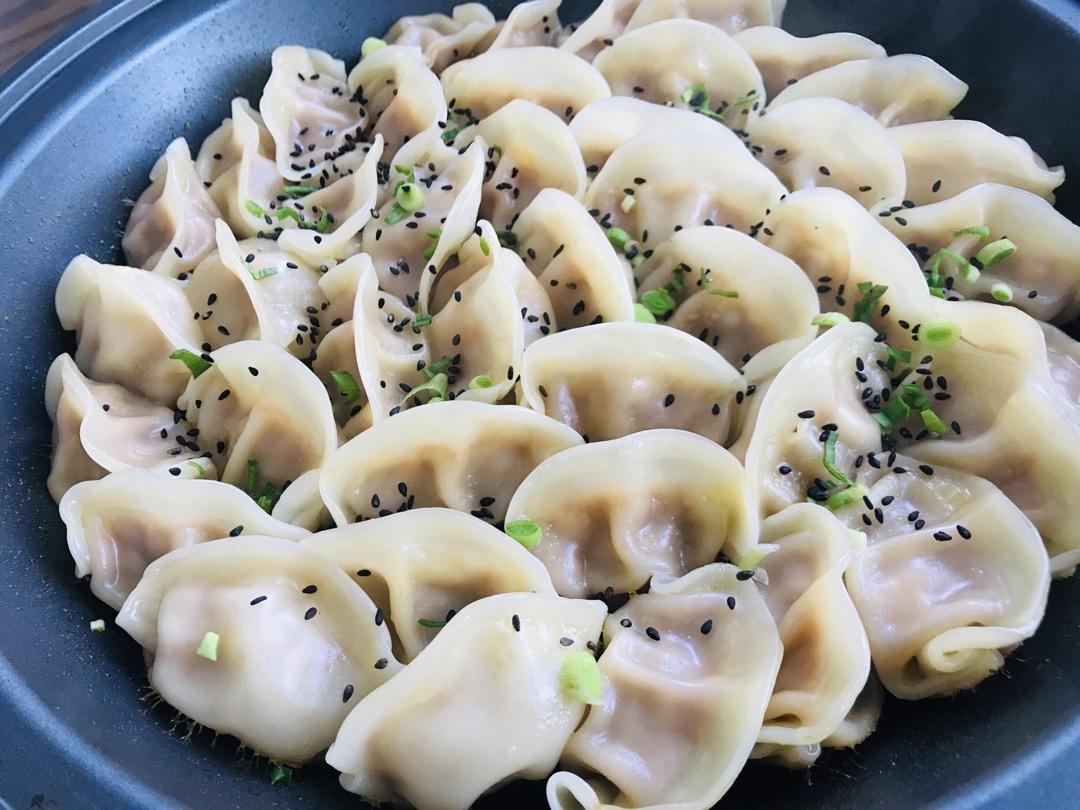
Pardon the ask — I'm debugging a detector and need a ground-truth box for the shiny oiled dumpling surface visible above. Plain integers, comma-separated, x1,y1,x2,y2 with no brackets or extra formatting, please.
41,0,1080,808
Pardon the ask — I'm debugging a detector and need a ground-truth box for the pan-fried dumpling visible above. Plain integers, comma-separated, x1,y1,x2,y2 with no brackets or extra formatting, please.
634,225,818,381
184,221,328,361
484,0,561,49
518,323,744,443
769,55,967,127
569,96,743,172
361,126,486,304
327,593,606,808
749,97,907,212
301,508,555,660
60,469,308,609
55,255,201,404
319,400,582,526
354,224,523,418
761,187,929,323
441,46,610,122
195,98,277,187
123,138,223,278
888,120,1064,205
454,99,586,230
593,20,765,132
346,45,447,154
384,4,497,72
44,355,215,501
260,46,365,182
116,536,400,764
752,504,870,763
510,188,635,328
177,340,337,490
584,129,786,249
733,26,886,99
547,564,782,810
884,183,1080,322
506,430,757,597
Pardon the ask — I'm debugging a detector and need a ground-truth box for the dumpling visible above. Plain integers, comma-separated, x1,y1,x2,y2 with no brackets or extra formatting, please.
271,467,333,532
55,255,202,404
749,97,907,212
312,321,372,440
768,54,968,127
301,508,555,660
733,26,885,99
634,225,819,381
360,125,486,304
319,400,582,526
454,99,587,230
327,593,606,808
123,138,223,278
569,96,744,172
592,20,765,133
60,468,308,609
884,183,1080,322
346,45,448,153
44,354,215,501
888,119,1064,205
518,322,745,443
484,0,561,49
510,188,636,328
752,504,870,764
505,430,757,597
259,46,365,182
353,222,524,419
441,46,611,122
584,129,786,249
547,564,782,810
195,97,277,187
384,4,497,72
183,221,328,361
176,340,337,490
116,536,400,764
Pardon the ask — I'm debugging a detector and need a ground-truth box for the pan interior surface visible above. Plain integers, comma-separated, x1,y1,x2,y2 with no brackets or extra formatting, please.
0,0,1079,807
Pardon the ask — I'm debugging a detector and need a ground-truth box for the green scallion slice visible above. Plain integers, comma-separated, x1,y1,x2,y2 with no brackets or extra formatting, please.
384,202,408,225
953,225,990,239
196,631,220,662
822,430,852,485
169,349,212,378
920,408,948,435
826,484,869,511
269,765,292,787
505,519,542,549
361,37,387,58
708,288,739,298
495,229,518,248
249,266,278,281
401,372,447,406
246,458,260,497
418,618,448,628
734,89,760,105
605,226,631,251
395,182,425,213
633,303,657,324
470,375,493,389
276,206,303,224
329,370,362,404
244,199,268,218
681,83,709,107
314,210,331,234
424,355,451,379
413,313,433,329
991,282,1014,302
975,238,1017,268
920,318,960,349
90,619,106,633
479,236,491,256
441,126,462,145
640,288,675,317
187,460,208,478
881,394,911,425
559,650,603,705
282,185,318,197
736,546,772,570
811,312,849,327
872,411,894,431
852,282,888,324
899,383,930,411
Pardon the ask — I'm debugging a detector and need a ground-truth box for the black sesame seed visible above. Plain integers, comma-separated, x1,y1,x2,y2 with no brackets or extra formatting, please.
700,619,713,635
250,595,267,605
248,366,259,376
512,614,521,632
304,607,317,620
559,637,573,646
919,464,934,475
342,684,354,702
663,393,675,407
957,525,972,539
374,658,388,669
645,626,661,641
168,467,180,476
620,617,632,628
357,569,372,577
374,608,384,626
933,531,952,542
726,596,736,610
797,409,815,419
736,570,754,581
778,465,792,475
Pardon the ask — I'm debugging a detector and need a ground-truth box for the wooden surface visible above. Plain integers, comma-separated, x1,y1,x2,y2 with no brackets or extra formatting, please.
0,0,100,76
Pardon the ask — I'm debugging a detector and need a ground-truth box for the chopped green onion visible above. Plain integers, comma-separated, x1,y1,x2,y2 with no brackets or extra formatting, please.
441,126,463,145
664,264,688,295
920,318,960,349
495,229,518,248
276,206,303,224
681,83,709,107
734,89,760,105
852,282,888,325
314,210,331,234
244,199,268,218
822,430,853,485
479,236,491,256
811,312,850,327
424,355,451,379
953,225,990,239
384,202,408,225
926,249,972,288
394,164,416,183
559,650,603,705
196,631,220,662
826,484,869,511
469,375,493,389
899,383,930,411
620,194,636,213
887,346,912,365
881,394,911,425
872,411,894,431
330,370,362,404
249,266,278,281
606,226,631,251
256,483,281,514
169,349,212,378
401,372,447,406
921,408,947,435
505,519,542,549
395,182,425,213
633,303,657,324
976,238,1017,268
991,282,1014,302
425,228,443,239
187,460,208,478
269,765,292,787
697,108,726,122
630,254,646,268
736,546,772,570
282,185,318,197
413,313,433,329
246,458,259,497
422,235,439,261
929,286,946,299
361,37,387,58
640,288,675,317
708,288,739,298
418,618,447,628
90,619,105,633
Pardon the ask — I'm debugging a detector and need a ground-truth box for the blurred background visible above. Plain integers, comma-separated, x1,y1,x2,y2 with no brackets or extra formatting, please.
1,0,98,73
